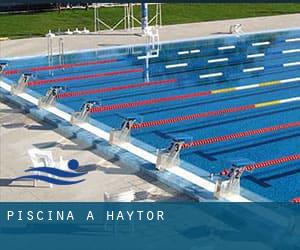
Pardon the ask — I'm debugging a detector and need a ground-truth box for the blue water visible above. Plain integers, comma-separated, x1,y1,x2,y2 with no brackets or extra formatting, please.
2,29,300,201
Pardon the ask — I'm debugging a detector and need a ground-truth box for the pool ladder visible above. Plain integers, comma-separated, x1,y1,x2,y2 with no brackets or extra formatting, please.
47,36,65,75
47,36,53,75
58,38,65,69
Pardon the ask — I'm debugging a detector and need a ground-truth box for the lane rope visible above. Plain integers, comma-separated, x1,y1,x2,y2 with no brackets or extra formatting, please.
241,154,300,172
3,59,118,75
90,77,300,113
28,68,143,86
182,121,300,148
57,78,177,98
219,154,300,178
131,96,300,129
291,197,300,203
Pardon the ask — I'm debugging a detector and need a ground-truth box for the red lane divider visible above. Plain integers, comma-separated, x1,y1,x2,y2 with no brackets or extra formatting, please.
131,105,255,129
291,197,300,203
3,59,118,75
91,90,213,113
242,154,300,172
57,78,177,99
219,154,300,176
28,68,143,86
182,121,300,148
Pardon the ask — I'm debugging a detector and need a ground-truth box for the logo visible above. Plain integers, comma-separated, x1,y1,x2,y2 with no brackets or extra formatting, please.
13,159,86,185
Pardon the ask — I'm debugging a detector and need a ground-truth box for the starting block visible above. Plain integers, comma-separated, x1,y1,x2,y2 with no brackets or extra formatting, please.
156,135,192,170
11,73,32,95
214,158,254,199
109,114,143,145
0,62,7,74
71,101,99,124
38,86,65,108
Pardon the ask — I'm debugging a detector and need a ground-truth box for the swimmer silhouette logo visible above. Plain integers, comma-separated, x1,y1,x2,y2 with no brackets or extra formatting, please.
13,159,87,185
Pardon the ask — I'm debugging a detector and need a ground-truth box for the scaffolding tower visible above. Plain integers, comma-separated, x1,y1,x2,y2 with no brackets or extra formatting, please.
93,3,162,32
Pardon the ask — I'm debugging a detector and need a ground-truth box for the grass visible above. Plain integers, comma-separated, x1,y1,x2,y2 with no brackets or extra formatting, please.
0,3,300,39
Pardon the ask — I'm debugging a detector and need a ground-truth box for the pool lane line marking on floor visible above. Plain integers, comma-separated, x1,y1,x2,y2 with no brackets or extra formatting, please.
0,79,252,202
190,49,201,54
218,45,235,50
27,68,144,86
177,51,189,55
208,58,229,63
247,53,265,58
182,121,300,148
177,49,201,55
57,78,177,99
3,59,118,75
165,63,188,69
131,96,300,129
252,41,271,46
282,49,300,54
90,77,300,113
137,54,159,60
199,72,223,79
285,38,300,43
243,67,264,73
283,61,300,67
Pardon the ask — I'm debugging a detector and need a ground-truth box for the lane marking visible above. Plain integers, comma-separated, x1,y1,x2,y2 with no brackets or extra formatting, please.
282,49,300,54
190,49,201,54
177,51,189,55
200,72,223,78
252,41,270,46
166,63,188,69
247,53,265,58
243,67,264,73
218,45,235,50
208,58,228,63
283,61,300,67
285,38,300,42
137,54,159,60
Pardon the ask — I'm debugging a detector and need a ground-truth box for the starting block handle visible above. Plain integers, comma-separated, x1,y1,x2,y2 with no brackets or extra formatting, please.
71,100,99,124
109,117,138,145
11,73,32,95
156,139,185,170
38,86,64,108
0,62,8,74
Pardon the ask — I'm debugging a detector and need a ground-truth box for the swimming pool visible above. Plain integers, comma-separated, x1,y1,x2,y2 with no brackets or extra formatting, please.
1,28,300,202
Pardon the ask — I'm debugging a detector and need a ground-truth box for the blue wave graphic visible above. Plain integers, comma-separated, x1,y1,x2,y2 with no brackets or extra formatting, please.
25,167,86,178
13,175,85,185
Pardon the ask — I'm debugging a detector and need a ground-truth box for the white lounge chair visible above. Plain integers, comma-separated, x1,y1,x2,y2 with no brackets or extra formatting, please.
27,148,68,188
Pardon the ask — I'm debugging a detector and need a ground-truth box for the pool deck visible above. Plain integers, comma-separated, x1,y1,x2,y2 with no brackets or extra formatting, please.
0,14,299,202
1,13,299,58
0,101,191,201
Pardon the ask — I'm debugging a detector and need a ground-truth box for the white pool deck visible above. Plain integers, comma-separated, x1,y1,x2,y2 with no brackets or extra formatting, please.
1,13,299,58
0,14,299,202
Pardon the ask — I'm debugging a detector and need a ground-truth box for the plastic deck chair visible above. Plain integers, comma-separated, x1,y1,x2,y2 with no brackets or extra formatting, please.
28,148,56,188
